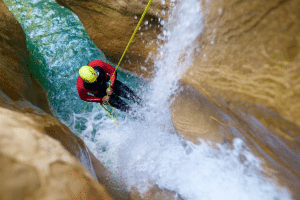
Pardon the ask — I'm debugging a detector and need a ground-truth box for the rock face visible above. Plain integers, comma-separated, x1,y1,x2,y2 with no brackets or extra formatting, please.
0,2,51,115
130,183,184,200
53,0,300,198
0,107,113,200
55,0,172,78
4,0,299,198
171,0,300,198
0,1,128,199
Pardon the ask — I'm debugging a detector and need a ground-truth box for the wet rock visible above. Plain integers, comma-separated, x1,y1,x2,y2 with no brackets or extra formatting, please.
170,83,237,146
171,0,300,198
0,1,51,115
0,107,115,200
0,1,127,199
130,182,183,200
55,0,173,79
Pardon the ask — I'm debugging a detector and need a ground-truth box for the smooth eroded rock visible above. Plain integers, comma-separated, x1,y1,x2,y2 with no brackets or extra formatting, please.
0,1,129,199
55,0,173,78
0,0,51,115
0,107,113,200
130,182,184,200
171,0,300,198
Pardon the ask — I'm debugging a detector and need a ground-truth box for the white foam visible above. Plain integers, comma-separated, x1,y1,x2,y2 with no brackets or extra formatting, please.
6,0,292,198
80,0,292,199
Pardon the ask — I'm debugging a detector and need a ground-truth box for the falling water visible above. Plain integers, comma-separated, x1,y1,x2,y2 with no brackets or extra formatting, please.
81,1,291,199
4,0,292,199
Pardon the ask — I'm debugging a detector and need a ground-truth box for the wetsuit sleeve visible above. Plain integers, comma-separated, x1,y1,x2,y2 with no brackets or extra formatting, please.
100,62,117,88
77,77,102,102
88,60,116,88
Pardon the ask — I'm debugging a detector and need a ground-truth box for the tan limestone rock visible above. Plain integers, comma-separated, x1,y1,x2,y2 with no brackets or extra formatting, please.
0,0,51,115
130,182,183,200
0,1,128,199
55,0,173,78
0,107,113,200
170,82,237,146
170,0,300,198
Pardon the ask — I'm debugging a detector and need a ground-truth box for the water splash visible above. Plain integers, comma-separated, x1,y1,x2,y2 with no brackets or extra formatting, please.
5,0,292,199
83,0,291,199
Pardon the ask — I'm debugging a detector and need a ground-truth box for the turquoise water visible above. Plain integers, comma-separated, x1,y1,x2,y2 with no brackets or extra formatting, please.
4,0,292,199
4,0,146,128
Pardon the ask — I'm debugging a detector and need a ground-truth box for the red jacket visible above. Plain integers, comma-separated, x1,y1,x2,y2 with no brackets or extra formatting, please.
76,60,116,102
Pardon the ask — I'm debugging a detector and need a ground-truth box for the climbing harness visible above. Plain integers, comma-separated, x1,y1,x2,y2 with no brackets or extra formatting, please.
83,0,153,124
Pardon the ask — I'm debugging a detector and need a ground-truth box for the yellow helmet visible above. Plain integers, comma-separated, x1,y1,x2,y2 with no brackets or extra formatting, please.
79,65,97,83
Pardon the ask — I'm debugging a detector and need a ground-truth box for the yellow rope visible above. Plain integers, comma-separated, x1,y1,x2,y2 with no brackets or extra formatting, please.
108,0,153,89
107,102,118,121
82,102,118,125
82,102,90,112
98,103,118,125
83,0,153,125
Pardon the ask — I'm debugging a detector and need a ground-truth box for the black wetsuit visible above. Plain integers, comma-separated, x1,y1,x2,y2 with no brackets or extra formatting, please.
83,66,141,112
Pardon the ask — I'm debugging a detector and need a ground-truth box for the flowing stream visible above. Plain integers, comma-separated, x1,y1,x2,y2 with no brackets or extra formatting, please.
4,0,292,199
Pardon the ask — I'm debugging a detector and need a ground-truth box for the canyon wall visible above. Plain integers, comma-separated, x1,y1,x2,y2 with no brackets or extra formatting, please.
171,0,300,198
0,1,128,199
55,0,172,78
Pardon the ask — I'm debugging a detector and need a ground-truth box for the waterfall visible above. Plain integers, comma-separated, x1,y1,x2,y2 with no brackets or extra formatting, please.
5,0,292,199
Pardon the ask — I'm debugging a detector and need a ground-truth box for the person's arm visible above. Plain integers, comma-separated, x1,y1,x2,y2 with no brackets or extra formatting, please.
100,62,117,88
88,60,116,87
78,88,103,102
77,77,103,102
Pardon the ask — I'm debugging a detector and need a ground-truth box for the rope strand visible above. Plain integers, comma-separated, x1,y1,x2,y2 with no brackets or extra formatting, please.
108,0,153,89
83,0,153,125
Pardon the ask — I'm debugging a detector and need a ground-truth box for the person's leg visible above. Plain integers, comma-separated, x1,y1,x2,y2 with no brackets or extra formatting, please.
109,94,131,112
113,80,142,104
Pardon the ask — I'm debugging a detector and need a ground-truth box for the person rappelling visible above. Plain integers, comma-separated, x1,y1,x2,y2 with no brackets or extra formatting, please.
76,60,141,112
77,0,153,124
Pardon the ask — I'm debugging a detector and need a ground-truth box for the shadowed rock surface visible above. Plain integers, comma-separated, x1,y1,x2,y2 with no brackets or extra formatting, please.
0,107,114,200
130,183,184,200
2,0,300,199
0,0,185,199
0,1,129,199
55,0,173,78
170,0,300,198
